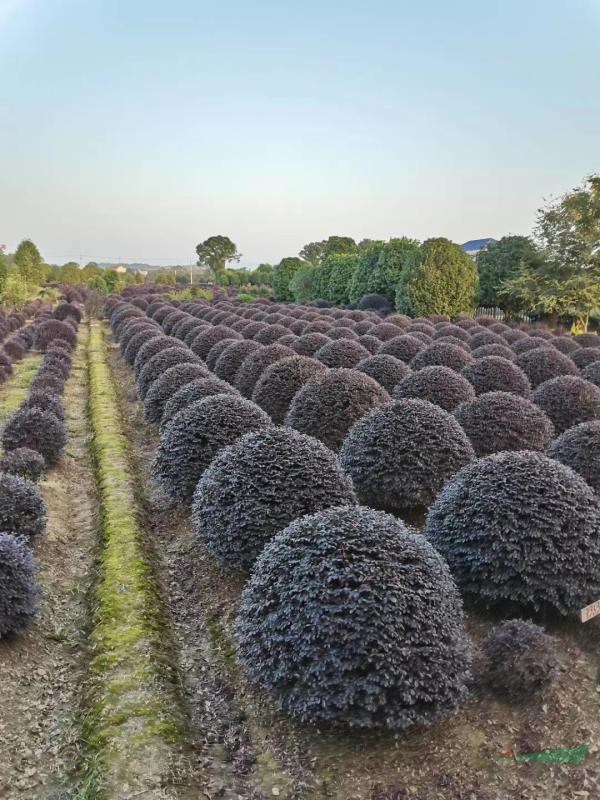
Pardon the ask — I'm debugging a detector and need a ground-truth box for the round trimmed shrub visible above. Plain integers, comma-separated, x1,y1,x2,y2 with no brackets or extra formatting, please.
21,390,65,422
54,303,82,324
254,324,289,345
461,356,531,397
153,394,272,504
482,620,559,699
357,293,392,313
583,360,600,388
0,448,46,482
546,421,600,493
357,334,381,354
0,473,46,541
326,326,359,341
160,377,239,433
133,336,186,378
378,334,425,363
314,339,370,368
236,505,471,730
45,337,73,354
425,451,600,615
192,427,357,570
551,336,580,355
354,354,411,393
234,344,295,398
41,354,71,380
533,376,600,434
503,329,528,344
575,333,600,348
3,339,26,361
469,331,507,350
393,366,475,411
137,347,201,399
569,347,600,370
123,329,162,366
372,323,406,342
434,335,471,352
213,339,263,383
143,362,209,423
286,368,390,451
205,338,238,371
411,341,473,373
516,347,579,388
2,407,67,466
571,347,600,369
161,310,187,335
454,392,554,456
512,337,553,355
252,356,325,424
0,533,38,637
191,325,242,360
0,351,13,376
471,343,515,361
434,324,470,343
340,399,474,511
29,373,64,396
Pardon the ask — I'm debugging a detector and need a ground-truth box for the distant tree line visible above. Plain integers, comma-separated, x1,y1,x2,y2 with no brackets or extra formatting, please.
251,173,598,329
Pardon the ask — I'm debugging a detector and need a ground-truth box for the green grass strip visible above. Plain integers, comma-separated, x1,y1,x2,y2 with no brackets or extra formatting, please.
496,745,589,765
0,354,43,435
86,322,182,796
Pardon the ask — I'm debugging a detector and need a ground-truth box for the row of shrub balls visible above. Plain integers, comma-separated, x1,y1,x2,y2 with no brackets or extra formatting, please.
105,293,598,731
0,301,81,640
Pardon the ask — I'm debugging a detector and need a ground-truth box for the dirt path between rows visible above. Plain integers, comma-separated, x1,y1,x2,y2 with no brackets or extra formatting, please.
0,326,99,799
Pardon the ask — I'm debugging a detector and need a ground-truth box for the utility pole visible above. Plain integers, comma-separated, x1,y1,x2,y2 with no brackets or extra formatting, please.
190,260,193,286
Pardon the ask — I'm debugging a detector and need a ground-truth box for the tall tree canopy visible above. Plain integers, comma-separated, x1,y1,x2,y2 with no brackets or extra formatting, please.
396,238,479,317
367,237,420,301
500,175,600,329
299,236,357,266
348,241,385,304
196,235,241,279
476,236,543,313
272,256,305,301
14,239,45,285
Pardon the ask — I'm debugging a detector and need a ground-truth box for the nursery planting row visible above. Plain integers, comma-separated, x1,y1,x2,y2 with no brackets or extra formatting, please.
99,291,600,798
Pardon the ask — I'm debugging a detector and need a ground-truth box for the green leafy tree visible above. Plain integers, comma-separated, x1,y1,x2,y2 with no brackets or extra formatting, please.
396,238,479,317
476,236,542,313
0,245,7,294
348,241,385,303
155,271,176,286
500,175,600,329
299,236,357,267
325,253,358,304
14,239,45,285
87,274,108,292
298,241,326,266
195,235,241,281
289,265,321,302
59,263,82,284
367,237,420,300
2,272,30,309
249,263,274,286
272,256,305,301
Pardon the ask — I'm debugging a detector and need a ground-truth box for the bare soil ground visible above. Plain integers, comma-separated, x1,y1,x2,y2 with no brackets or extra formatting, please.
107,336,600,800
0,328,99,799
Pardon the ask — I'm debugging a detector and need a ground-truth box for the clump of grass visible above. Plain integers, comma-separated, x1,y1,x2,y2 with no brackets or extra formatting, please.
86,322,183,796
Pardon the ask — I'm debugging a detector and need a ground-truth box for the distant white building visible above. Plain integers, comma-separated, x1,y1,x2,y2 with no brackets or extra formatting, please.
113,265,127,274
461,238,496,258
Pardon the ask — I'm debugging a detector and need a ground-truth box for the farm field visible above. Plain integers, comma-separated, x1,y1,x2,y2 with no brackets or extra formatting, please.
1,290,600,799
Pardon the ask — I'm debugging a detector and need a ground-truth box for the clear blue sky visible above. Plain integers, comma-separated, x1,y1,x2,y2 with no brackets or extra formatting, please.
1,0,599,266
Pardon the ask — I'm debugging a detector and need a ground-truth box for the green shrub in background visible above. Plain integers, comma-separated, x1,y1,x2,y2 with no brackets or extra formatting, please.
348,242,385,304
367,238,420,301
396,238,478,317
